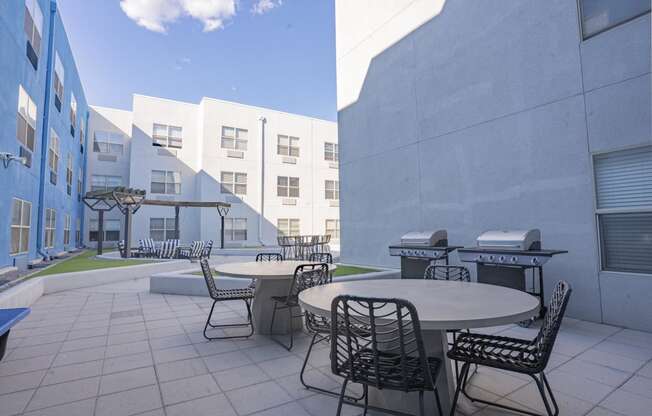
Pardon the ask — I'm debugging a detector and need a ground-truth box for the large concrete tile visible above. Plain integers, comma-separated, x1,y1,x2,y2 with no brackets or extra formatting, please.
26,377,100,411
225,381,294,415
95,384,162,416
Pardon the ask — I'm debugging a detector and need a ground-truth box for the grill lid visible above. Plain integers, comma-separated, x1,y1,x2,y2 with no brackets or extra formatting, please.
400,230,447,247
476,229,541,251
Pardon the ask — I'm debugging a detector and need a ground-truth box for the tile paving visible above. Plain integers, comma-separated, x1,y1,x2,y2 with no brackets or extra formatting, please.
1,277,652,416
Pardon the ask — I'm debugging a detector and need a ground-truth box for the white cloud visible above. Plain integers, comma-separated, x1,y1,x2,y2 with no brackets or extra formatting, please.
120,0,236,33
251,0,282,15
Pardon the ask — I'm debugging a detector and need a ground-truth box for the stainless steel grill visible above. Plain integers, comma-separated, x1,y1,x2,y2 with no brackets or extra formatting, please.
389,230,462,278
458,229,567,322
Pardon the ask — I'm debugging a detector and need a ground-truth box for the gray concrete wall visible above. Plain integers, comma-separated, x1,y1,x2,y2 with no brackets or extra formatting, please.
336,0,651,329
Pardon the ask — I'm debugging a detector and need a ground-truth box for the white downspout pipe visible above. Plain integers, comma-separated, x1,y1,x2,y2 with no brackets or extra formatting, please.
258,116,266,246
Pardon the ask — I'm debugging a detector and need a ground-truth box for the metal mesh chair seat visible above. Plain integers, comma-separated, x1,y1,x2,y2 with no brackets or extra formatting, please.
214,287,255,301
336,349,442,392
448,332,542,374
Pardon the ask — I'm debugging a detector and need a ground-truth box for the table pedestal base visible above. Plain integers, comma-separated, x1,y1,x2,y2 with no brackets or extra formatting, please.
252,278,303,335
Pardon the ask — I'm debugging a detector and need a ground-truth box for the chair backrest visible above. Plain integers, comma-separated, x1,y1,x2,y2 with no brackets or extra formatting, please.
423,264,470,282
191,241,205,258
309,252,333,264
199,258,220,299
330,295,433,391
202,240,213,258
159,240,178,258
531,281,572,367
256,253,284,262
287,263,330,300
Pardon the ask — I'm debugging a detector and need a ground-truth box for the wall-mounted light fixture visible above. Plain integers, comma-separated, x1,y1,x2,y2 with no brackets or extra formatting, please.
0,152,27,169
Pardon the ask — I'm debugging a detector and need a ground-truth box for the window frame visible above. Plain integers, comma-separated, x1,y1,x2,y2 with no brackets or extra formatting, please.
220,171,247,195
10,198,31,255
592,145,652,275
53,53,64,110
24,0,43,60
90,175,122,192
277,218,300,237
44,208,56,249
277,135,300,157
48,129,59,185
63,214,71,246
89,219,121,242
70,93,77,133
66,153,73,195
325,180,339,200
150,170,181,195
277,176,300,198
325,219,340,242
324,142,339,162
224,218,248,241
221,126,248,151
93,131,124,155
152,123,183,149
149,218,176,241
16,85,37,167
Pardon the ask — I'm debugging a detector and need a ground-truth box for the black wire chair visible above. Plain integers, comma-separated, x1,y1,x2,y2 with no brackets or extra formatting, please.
448,281,572,416
200,259,255,340
269,263,329,350
308,252,333,264
256,253,284,262
331,295,443,416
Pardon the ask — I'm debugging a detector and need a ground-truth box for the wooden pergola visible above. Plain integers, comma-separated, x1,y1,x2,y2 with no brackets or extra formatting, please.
83,187,231,257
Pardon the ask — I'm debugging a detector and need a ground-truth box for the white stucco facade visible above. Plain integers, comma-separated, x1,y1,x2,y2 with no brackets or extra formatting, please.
336,1,651,330
86,94,339,248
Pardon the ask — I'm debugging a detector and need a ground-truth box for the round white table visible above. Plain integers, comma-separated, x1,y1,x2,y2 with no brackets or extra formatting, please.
214,261,337,335
298,279,539,415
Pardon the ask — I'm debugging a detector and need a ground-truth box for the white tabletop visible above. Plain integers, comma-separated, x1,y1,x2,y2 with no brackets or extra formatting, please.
214,261,337,280
298,279,539,330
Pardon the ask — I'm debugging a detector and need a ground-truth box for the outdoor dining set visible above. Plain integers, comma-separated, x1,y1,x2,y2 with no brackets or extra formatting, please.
197,248,573,416
117,238,214,260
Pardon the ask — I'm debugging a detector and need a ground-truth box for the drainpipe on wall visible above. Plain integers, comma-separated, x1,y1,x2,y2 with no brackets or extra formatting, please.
35,1,57,261
258,116,266,246
80,109,90,247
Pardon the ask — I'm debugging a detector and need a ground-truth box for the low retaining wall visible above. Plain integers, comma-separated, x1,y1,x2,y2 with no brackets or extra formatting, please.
150,266,400,297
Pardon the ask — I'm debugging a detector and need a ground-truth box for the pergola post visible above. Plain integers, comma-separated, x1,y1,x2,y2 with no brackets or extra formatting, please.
174,206,180,240
97,210,104,255
124,210,132,258
216,205,229,250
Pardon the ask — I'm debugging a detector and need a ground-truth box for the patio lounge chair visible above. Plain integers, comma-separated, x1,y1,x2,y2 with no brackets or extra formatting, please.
202,240,213,258
330,295,443,416
447,280,572,416
159,239,178,259
178,240,205,261
139,238,156,257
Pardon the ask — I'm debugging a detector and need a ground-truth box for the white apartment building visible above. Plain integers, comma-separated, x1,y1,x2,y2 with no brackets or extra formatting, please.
86,94,339,248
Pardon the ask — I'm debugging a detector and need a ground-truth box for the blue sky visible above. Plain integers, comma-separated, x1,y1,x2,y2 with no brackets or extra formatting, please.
57,0,337,121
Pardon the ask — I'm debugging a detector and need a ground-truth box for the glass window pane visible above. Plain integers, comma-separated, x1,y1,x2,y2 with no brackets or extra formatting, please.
151,183,165,193
11,229,21,254
289,177,299,187
22,202,31,226
222,126,234,138
169,126,182,138
235,173,247,183
600,212,652,274
150,218,164,229
20,229,29,252
581,0,651,38
11,200,21,226
278,176,288,186
594,146,652,210
221,183,234,193
151,170,165,182
234,184,246,195
222,137,234,148
221,172,234,183
153,124,168,136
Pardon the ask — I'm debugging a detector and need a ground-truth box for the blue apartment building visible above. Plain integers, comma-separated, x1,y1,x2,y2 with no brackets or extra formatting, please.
0,0,88,273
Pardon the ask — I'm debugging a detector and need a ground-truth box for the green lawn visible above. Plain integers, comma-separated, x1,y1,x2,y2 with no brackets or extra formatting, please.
30,250,152,277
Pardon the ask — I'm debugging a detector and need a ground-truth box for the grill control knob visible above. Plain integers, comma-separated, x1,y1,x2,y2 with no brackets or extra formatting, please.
476,255,483,261
511,256,518,264
531,257,539,265
488,255,495,262
498,256,505,263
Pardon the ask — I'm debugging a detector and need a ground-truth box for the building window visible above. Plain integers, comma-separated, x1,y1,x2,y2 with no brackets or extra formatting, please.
149,218,176,241
79,118,85,150
325,180,339,200
225,218,247,241
93,131,124,154
152,124,182,149
53,53,64,112
75,218,80,245
221,126,248,150
66,154,73,195
24,0,43,69
48,130,59,185
220,172,247,195
45,208,56,248
151,170,181,194
325,142,338,162
277,218,300,237
10,198,31,255
89,219,120,242
16,85,37,167
579,0,651,39
277,176,300,198
594,146,652,274
277,135,299,157
325,219,340,241
91,175,121,192
78,168,83,200
70,93,77,136
64,214,71,246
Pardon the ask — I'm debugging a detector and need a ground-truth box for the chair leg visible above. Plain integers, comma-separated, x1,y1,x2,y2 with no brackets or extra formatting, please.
533,373,559,416
203,299,254,340
418,390,425,416
336,378,349,416
449,362,470,416
434,389,443,416
269,304,296,351
363,384,369,416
